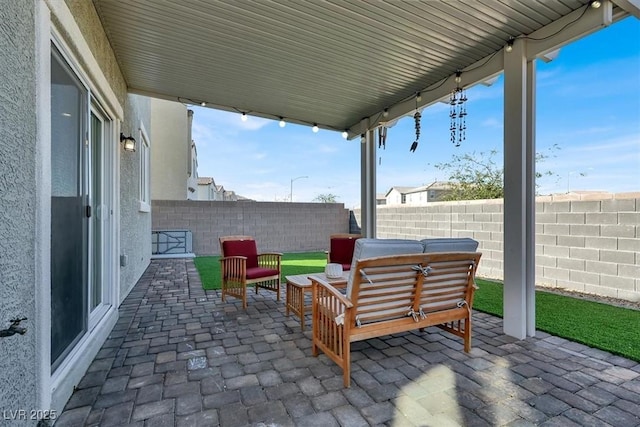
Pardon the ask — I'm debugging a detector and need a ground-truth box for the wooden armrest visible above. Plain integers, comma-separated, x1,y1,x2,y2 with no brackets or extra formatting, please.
310,276,353,309
258,252,283,257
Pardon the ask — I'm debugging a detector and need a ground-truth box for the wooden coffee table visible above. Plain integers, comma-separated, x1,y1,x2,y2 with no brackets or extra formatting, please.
285,272,348,331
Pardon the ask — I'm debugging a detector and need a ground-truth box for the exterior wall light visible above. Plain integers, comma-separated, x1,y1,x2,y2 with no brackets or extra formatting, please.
120,132,136,152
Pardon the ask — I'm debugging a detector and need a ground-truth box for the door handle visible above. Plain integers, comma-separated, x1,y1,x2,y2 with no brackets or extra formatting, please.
86,205,91,218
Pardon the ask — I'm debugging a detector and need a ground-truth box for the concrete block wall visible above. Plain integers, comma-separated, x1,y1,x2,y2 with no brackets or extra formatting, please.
152,200,350,255
355,192,640,302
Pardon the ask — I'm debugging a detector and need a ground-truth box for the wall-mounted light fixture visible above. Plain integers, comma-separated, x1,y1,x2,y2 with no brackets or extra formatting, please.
120,132,136,152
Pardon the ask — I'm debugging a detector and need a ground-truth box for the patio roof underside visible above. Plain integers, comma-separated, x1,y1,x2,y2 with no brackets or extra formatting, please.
92,0,635,137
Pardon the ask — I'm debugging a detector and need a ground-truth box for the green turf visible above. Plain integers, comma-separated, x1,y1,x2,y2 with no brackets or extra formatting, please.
193,251,327,291
194,253,640,362
473,278,640,362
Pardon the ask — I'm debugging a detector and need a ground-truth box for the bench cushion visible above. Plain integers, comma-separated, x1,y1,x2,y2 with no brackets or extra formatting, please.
421,237,479,253
346,239,424,298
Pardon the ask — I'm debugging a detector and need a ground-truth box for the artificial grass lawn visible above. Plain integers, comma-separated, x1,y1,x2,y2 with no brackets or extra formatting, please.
193,251,327,291
475,278,640,362
194,253,640,362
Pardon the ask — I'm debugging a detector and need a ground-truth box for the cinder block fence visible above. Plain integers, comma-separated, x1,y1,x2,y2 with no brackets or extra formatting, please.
152,200,351,255
355,192,640,302
152,193,639,302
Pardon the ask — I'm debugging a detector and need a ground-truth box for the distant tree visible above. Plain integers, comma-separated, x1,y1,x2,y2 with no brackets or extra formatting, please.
313,193,339,203
433,145,559,201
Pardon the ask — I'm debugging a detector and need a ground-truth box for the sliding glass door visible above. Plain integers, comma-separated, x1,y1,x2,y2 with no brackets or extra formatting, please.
51,45,114,370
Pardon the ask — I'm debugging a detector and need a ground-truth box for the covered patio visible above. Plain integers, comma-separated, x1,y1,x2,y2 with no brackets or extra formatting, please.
55,258,640,426
91,0,640,340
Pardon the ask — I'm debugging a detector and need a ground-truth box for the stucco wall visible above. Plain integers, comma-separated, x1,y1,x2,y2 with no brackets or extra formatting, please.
150,98,189,200
120,94,152,302
354,192,640,301
152,200,351,255
0,0,39,417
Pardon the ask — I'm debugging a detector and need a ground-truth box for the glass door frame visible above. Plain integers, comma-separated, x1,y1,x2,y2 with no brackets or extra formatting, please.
87,101,114,331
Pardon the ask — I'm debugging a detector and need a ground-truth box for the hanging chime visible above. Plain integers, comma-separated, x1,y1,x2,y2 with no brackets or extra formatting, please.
410,94,421,152
449,73,467,147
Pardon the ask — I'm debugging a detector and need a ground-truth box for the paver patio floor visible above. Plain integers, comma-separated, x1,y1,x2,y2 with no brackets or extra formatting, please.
56,259,640,426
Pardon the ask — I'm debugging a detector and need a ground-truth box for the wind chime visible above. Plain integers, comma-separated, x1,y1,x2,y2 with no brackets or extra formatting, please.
450,71,467,147
410,93,421,152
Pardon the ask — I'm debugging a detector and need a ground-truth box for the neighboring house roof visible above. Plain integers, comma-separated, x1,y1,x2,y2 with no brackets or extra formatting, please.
384,187,413,197
405,181,454,194
197,177,214,185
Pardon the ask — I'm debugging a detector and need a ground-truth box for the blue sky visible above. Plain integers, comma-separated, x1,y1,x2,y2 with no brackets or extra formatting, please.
192,17,640,208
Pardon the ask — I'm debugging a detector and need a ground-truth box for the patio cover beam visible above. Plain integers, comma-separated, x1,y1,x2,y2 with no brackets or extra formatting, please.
613,0,640,19
348,0,617,138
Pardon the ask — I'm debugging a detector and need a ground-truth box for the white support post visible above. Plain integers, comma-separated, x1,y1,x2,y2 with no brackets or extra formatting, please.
360,126,376,238
503,38,536,339
525,60,537,337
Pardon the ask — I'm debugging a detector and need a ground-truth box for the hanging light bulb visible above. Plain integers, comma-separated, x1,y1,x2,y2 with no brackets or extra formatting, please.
200,101,206,107
505,38,514,53
279,117,286,128
341,130,348,139
455,71,462,84
590,0,601,8
241,112,248,122
383,108,389,118
416,92,422,102
312,124,319,133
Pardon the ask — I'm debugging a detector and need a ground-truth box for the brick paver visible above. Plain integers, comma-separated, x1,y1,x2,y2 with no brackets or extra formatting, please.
56,259,640,426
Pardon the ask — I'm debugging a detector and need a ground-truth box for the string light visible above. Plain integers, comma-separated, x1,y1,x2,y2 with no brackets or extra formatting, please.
342,130,348,139
312,124,319,133
505,38,514,53
383,108,389,118
416,92,422,102
590,0,601,8
200,101,206,107
241,112,248,122
279,117,286,128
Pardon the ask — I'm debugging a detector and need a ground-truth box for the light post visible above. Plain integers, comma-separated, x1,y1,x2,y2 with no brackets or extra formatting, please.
290,175,308,202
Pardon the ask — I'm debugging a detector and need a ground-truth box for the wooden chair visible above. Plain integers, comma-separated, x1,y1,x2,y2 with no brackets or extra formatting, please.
219,235,282,309
326,233,361,271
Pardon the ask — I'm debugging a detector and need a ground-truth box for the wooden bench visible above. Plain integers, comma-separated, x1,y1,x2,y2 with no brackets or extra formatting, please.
310,251,482,387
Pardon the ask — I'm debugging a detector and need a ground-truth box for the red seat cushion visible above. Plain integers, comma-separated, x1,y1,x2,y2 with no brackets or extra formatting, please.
330,237,358,266
246,267,279,279
222,239,258,268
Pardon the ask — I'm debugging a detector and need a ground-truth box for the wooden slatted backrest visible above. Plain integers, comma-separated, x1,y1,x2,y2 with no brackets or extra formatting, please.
346,239,425,298
349,253,429,325
419,252,481,313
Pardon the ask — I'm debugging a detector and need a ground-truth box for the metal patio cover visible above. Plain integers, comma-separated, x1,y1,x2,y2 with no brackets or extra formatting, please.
92,0,631,137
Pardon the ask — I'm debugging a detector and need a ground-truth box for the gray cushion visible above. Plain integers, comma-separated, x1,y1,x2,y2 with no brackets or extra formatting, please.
346,239,424,298
421,237,479,253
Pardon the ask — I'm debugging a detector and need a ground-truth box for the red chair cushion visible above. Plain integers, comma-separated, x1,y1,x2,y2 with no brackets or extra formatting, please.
330,237,358,266
246,267,279,279
222,239,258,268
